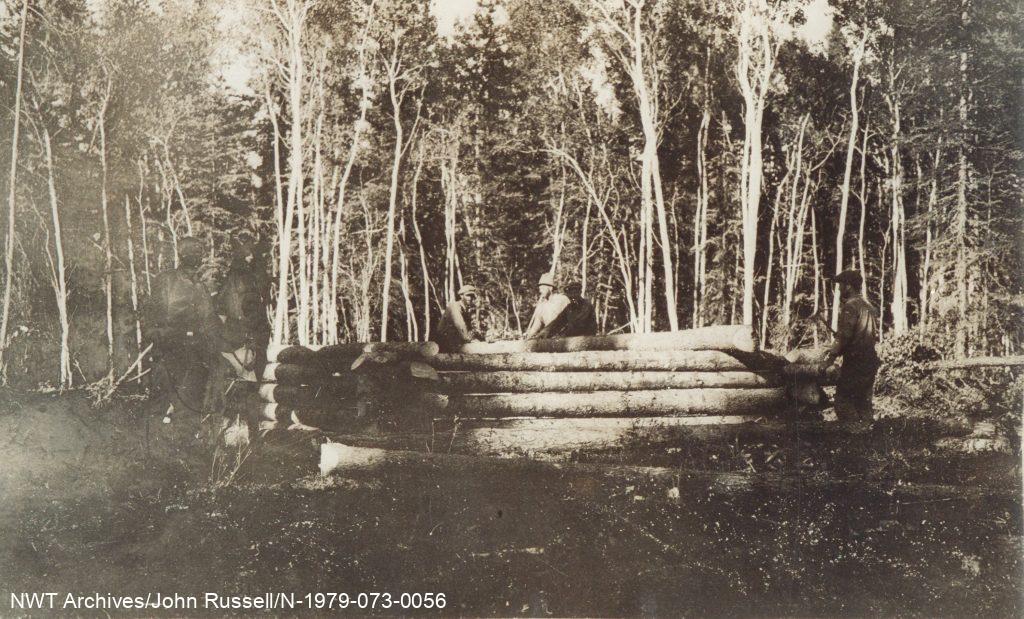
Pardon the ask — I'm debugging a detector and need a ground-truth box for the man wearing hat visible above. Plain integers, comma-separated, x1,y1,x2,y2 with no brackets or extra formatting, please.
434,284,484,353
144,236,226,424
524,272,569,340
821,269,880,424
216,236,270,380
534,281,597,339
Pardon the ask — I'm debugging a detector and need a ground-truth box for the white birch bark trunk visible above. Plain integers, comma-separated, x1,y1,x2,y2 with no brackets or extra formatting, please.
0,0,28,381
43,129,72,388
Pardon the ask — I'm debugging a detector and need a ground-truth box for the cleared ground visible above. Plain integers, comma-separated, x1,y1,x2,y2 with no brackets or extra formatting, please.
0,390,1020,617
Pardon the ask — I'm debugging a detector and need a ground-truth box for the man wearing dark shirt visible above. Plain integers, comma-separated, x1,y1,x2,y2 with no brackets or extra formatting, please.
434,284,483,353
143,237,226,423
535,281,598,339
821,269,880,423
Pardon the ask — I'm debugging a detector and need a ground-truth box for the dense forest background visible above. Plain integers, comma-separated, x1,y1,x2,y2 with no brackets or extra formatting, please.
0,0,1020,388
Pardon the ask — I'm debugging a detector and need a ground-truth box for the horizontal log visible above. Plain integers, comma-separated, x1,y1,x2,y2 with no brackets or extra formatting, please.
448,415,766,456
449,387,788,418
363,341,439,359
316,443,1016,509
443,370,778,394
928,355,1024,369
262,362,344,383
433,349,757,372
457,324,756,355
258,382,359,406
267,341,439,364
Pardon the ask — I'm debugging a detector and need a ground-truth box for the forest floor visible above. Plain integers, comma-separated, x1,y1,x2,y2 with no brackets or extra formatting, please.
0,388,1020,617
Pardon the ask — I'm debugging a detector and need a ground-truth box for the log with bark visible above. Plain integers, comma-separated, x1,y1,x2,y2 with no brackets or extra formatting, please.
457,324,756,355
267,341,439,364
262,362,339,384
448,387,788,418
433,349,758,372
443,370,779,394
258,381,359,406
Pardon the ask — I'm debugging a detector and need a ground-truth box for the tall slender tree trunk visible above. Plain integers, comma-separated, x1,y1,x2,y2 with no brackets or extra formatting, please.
43,129,71,388
832,31,867,330
693,106,710,328
857,121,869,297
98,78,114,382
920,137,942,335
124,195,142,381
380,66,404,342
888,92,909,334
0,0,29,381
734,0,777,327
954,0,972,357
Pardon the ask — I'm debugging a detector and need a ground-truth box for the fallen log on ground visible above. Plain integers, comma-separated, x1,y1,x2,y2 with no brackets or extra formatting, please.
433,349,758,372
315,442,1017,505
457,324,756,355
445,415,766,456
448,387,788,418
927,355,1024,370
258,382,359,406
443,370,778,393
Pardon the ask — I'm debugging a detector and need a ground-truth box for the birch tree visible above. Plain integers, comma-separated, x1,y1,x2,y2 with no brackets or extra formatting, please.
0,0,28,381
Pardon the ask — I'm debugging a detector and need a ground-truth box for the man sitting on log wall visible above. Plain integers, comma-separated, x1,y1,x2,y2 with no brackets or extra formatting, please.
533,281,598,340
434,285,484,353
524,273,569,339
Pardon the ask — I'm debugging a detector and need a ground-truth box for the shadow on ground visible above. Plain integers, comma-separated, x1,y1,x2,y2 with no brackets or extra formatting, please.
0,390,1020,617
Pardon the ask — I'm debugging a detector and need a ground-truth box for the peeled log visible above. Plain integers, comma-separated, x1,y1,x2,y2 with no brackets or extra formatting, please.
457,324,755,355
443,371,778,394
449,415,765,456
267,341,438,364
258,382,359,406
928,355,1024,370
449,387,788,418
434,349,756,372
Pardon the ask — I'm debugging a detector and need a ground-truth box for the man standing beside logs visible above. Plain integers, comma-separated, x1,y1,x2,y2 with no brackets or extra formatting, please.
143,237,225,425
821,269,881,425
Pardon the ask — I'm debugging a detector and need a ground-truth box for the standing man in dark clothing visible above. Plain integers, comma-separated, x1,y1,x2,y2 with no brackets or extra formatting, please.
534,281,598,339
434,284,483,353
216,239,270,381
821,269,880,423
144,237,225,425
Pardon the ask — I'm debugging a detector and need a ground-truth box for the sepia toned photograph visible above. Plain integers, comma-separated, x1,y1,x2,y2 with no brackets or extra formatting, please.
0,0,1020,616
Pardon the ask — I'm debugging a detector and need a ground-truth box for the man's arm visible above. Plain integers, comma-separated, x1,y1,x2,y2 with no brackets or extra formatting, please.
822,305,855,367
448,303,477,342
524,303,544,339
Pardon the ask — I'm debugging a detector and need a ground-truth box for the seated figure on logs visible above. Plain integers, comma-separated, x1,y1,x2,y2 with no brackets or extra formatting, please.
533,281,598,340
524,272,569,340
433,284,484,353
